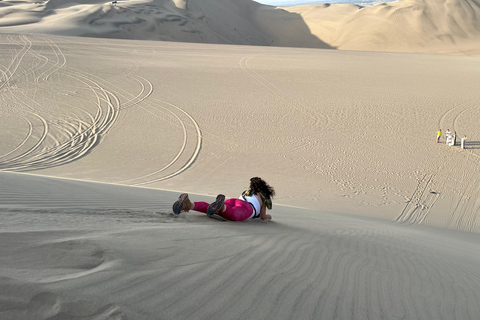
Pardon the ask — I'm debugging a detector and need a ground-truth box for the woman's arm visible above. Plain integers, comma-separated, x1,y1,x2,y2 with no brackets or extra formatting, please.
259,204,272,220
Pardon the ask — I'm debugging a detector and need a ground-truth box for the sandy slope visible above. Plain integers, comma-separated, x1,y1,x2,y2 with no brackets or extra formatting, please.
1,34,480,231
285,0,480,54
0,0,479,54
0,0,332,48
1,1,480,318
2,171,480,320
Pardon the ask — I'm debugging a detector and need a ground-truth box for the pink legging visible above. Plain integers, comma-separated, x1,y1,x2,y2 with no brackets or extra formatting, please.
193,198,253,221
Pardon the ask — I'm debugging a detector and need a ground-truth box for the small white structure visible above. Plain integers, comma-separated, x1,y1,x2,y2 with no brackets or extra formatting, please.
461,137,466,149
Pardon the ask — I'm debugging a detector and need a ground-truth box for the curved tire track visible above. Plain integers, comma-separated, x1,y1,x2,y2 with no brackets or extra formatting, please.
0,34,120,172
0,34,202,183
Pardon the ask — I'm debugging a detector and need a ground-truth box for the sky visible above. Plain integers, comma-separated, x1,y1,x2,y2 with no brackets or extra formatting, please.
255,0,396,6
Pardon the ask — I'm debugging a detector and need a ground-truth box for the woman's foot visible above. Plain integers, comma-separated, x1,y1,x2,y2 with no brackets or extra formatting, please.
207,194,225,216
173,193,193,214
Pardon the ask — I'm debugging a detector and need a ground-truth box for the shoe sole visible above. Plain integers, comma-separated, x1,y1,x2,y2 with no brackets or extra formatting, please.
173,193,189,215
207,194,225,216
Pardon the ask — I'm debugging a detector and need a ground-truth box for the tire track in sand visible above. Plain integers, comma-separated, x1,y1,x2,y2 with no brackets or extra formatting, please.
0,35,120,172
0,34,32,90
1,35,194,176
0,34,202,181
395,96,480,228
115,76,203,186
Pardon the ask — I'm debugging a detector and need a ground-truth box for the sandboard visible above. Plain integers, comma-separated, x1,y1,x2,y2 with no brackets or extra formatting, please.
208,214,228,222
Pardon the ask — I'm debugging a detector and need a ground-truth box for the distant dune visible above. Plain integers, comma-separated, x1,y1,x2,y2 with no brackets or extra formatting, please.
0,0,332,48
286,0,480,54
0,0,479,54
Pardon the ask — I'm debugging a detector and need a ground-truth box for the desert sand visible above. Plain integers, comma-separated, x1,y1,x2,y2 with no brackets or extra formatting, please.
0,0,479,53
1,0,480,319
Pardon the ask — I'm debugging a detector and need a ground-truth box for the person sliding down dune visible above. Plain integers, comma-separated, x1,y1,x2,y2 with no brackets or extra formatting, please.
172,177,275,221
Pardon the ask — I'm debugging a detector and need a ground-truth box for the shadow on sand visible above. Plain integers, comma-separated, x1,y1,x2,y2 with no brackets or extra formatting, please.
81,0,335,49
465,141,480,150
251,4,335,49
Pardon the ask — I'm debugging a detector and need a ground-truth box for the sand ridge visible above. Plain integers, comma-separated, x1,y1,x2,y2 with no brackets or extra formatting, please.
0,0,479,54
2,171,480,319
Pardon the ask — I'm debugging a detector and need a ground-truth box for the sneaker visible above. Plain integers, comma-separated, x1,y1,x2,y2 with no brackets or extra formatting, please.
173,193,189,215
207,194,225,216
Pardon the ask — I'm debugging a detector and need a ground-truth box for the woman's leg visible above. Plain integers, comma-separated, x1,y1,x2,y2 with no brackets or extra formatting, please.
191,201,209,214
220,198,253,221
181,199,252,220
173,194,253,221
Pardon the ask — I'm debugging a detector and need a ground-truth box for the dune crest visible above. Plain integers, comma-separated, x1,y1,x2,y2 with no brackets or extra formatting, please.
286,0,480,54
0,0,479,54
0,0,331,48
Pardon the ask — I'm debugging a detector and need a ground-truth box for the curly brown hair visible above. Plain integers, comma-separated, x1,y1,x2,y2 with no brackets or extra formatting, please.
249,177,275,199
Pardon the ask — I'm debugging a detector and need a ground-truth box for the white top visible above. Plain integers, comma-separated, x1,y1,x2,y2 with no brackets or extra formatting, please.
241,194,261,219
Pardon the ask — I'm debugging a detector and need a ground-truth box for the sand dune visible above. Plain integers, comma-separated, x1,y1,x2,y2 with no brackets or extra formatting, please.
2,171,480,320
0,0,331,48
1,1,480,319
286,0,480,54
1,34,480,231
1,0,479,54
